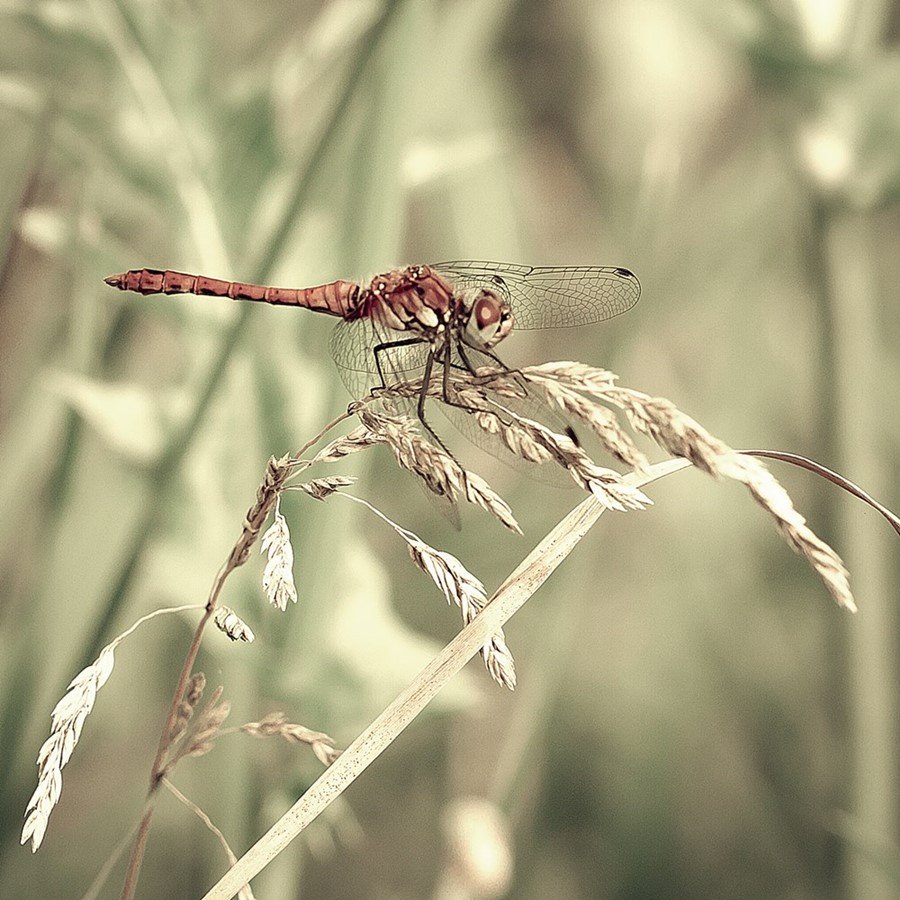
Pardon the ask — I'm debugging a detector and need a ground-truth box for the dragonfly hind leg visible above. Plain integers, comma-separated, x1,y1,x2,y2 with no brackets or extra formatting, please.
415,349,455,456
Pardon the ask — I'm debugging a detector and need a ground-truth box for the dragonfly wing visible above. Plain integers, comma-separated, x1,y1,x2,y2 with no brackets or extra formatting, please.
434,260,640,329
329,316,430,398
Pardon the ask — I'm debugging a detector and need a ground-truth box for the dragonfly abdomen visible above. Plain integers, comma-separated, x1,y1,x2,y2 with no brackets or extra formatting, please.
104,268,361,317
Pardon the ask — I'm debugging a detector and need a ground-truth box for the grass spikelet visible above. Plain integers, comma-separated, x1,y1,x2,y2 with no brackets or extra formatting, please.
357,408,463,499
213,607,255,643
183,687,231,760
261,508,298,611
488,406,651,511
164,685,231,768
405,538,516,690
453,385,553,463
311,427,382,464
336,491,516,689
21,647,116,852
168,672,207,747
22,603,204,853
355,408,519,531
522,367,648,471
450,378,650,509
525,361,619,393
295,475,357,501
463,472,521,534
240,712,341,766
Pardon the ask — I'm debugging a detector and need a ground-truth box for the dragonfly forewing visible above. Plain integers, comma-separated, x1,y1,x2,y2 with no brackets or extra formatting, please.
434,261,640,329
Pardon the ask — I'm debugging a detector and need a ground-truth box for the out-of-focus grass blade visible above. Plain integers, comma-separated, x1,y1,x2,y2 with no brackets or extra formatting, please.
47,372,181,465
834,814,900,887
0,94,52,284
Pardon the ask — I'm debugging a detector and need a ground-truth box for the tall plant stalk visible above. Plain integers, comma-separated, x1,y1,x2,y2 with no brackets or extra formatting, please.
825,208,896,899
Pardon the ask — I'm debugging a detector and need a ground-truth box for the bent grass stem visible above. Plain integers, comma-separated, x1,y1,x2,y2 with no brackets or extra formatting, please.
202,459,687,899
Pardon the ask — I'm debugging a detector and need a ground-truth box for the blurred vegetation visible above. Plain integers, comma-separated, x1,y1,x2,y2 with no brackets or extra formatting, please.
0,0,897,897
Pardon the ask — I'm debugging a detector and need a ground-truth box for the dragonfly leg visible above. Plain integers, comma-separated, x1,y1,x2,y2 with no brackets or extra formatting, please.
441,340,453,400
367,337,454,455
455,344,481,376
454,344,581,446
416,349,455,455
437,344,508,422
371,337,426,390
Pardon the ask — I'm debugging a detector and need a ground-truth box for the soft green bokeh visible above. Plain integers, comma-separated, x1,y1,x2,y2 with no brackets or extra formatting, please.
0,1,897,897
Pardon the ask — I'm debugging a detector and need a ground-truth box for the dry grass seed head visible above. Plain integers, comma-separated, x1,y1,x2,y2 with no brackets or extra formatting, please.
406,538,516,690
296,475,357,501
311,428,382,463
21,647,116,851
261,509,298,610
521,368,648,472
241,713,342,766
182,686,231,760
603,386,855,610
356,407,520,533
450,377,650,510
168,672,207,746
462,472,521,534
357,408,463,499
213,607,255,642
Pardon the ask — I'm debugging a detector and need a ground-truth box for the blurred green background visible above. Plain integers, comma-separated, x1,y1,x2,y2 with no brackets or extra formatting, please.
1,0,897,897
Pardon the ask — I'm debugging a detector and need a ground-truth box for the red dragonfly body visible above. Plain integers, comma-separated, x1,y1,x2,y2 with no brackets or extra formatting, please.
105,261,640,448
105,265,474,343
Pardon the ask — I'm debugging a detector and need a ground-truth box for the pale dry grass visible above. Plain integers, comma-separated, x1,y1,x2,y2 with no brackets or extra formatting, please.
21,647,115,852
213,607,255,643
522,363,854,610
161,683,230,769
333,491,517,689
202,460,690,899
354,407,521,533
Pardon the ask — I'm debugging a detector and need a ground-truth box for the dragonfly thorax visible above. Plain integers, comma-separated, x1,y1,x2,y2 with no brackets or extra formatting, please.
363,266,455,336
460,288,513,351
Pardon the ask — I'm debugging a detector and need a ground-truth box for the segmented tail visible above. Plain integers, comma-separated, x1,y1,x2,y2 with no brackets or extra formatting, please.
104,268,361,318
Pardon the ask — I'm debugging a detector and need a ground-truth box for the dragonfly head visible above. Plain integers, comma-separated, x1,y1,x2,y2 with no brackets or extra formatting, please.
461,289,513,350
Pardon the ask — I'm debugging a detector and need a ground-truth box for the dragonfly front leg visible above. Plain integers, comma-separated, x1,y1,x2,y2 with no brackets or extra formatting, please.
371,337,425,390
452,343,581,445
440,342,512,423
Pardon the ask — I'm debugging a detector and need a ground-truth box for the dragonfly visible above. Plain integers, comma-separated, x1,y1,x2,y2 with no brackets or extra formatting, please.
105,262,640,451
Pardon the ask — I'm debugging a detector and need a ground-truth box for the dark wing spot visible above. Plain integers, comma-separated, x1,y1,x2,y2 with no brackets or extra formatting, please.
613,268,635,279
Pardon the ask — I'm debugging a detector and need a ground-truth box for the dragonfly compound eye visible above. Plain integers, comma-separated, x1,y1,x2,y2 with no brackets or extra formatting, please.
464,290,513,350
474,295,501,328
